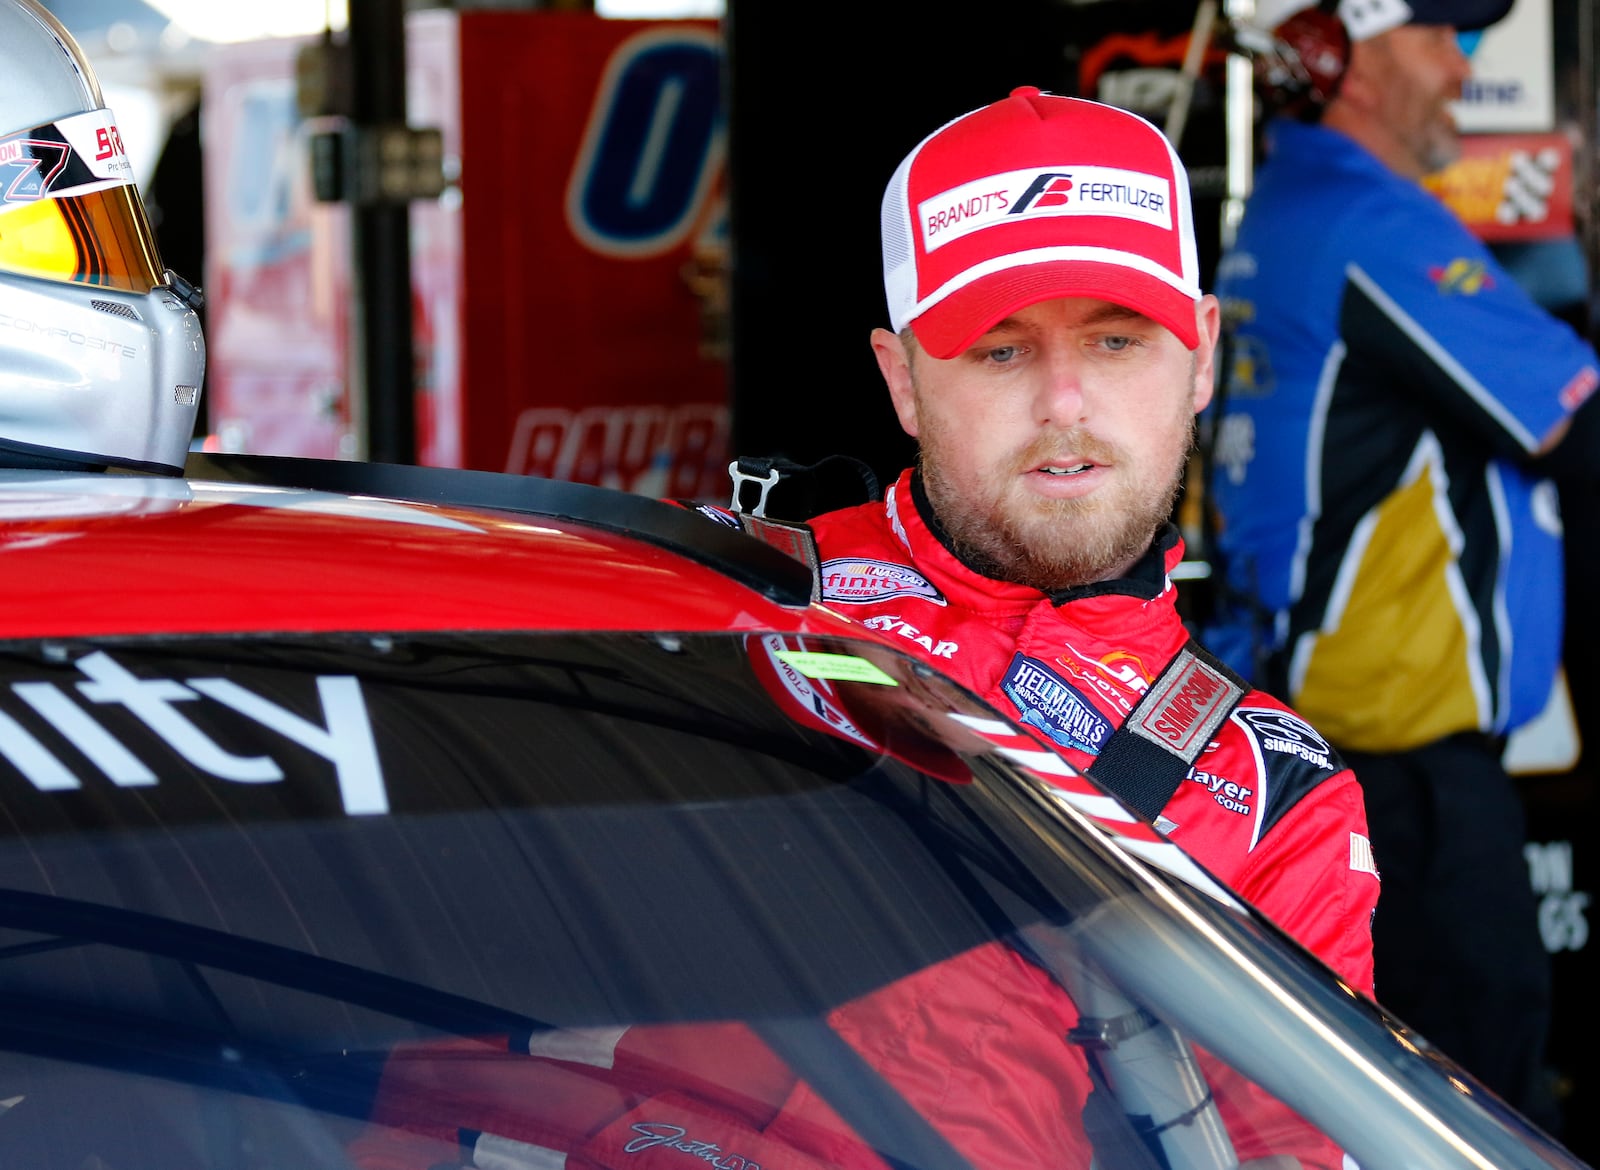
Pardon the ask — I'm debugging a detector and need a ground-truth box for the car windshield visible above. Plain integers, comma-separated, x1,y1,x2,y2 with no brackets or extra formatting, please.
0,631,1579,1170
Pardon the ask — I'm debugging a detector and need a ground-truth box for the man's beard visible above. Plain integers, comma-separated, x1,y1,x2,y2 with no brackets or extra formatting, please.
1417,107,1462,175
920,414,1194,594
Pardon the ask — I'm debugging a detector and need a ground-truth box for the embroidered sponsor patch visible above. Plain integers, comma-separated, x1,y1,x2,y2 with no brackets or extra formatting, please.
1351,832,1379,877
1236,707,1337,771
819,558,945,605
920,164,1172,252
1096,649,1152,692
1054,641,1148,716
1128,650,1243,759
1428,257,1494,295
578,1092,825,1170
1559,366,1599,411
1000,653,1113,754
862,614,958,659
1185,764,1254,816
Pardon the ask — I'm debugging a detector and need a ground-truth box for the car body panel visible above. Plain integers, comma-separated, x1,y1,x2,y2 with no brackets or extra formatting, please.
0,473,832,638
0,460,1587,1170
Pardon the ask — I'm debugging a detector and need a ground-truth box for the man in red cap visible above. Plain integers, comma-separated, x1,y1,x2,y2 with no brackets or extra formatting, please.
785,87,1379,998
349,91,1379,1170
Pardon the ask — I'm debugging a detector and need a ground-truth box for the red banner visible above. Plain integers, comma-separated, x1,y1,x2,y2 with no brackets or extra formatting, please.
203,12,730,498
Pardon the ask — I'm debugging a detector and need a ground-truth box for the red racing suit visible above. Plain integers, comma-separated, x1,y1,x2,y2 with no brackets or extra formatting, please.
799,468,1377,995
350,951,1344,1170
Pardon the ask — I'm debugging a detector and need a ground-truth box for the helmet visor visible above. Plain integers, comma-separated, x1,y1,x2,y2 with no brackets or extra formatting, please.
0,108,167,296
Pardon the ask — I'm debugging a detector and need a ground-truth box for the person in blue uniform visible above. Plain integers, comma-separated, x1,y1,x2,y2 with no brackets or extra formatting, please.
1204,0,1600,1134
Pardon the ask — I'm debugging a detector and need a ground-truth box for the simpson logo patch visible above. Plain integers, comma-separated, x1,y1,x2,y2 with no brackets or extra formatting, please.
1236,707,1338,771
1000,653,1113,754
920,164,1171,252
1128,650,1243,758
819,558,945,605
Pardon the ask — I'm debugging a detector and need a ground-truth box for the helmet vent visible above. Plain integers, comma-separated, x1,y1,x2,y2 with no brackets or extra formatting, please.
91,299,140,321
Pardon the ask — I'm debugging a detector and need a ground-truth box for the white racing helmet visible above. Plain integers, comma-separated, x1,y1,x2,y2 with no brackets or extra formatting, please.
0,0,203,474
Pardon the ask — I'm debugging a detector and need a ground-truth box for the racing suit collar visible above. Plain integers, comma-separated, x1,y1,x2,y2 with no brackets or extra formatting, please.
907,468,1179,606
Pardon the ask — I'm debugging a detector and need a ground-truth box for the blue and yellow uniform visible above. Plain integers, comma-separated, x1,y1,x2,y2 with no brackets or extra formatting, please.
1206,116,1600,1128
1206,118,1600,753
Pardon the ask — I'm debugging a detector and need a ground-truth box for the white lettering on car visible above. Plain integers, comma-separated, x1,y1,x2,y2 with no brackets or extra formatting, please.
13,679,157,785
0,652,389,815
73,651,282,782
0,706,80,791
190,676,387,814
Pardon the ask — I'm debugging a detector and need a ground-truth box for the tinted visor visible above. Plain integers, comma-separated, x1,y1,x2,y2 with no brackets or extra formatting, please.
0,109,168,295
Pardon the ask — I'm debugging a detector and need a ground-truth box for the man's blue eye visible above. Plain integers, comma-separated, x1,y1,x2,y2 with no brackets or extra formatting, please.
988,346,1019,363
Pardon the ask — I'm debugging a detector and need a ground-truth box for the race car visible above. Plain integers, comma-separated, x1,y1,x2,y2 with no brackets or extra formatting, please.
0,453,1583,1170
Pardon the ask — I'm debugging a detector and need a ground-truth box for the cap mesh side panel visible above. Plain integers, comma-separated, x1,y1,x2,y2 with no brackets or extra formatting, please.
880,158,919,329
881,167,911,276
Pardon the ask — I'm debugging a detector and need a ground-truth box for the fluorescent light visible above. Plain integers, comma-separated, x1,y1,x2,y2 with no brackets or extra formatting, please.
594,0,723,15
139,1,719,41
138,0,348,43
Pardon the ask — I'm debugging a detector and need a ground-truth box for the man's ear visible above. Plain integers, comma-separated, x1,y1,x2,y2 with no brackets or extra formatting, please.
872,327,920,438
1192,295,1222,414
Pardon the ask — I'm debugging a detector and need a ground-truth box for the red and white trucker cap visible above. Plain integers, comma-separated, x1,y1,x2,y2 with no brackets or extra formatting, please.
881,87,1202,358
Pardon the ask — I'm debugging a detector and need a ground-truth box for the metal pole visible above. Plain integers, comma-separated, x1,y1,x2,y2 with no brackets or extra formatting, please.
1166,0,1219,150
1577,0,1599,340
1221,0,1258,252
347,0,417,465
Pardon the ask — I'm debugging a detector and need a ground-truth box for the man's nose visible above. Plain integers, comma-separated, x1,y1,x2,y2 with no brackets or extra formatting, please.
1444,28,1474,88
1037,357,1090,426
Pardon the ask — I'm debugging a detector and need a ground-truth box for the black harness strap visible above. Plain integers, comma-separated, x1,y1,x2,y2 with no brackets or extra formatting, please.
1087,639,1248,822
735,513,822,604
722,454,874,608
